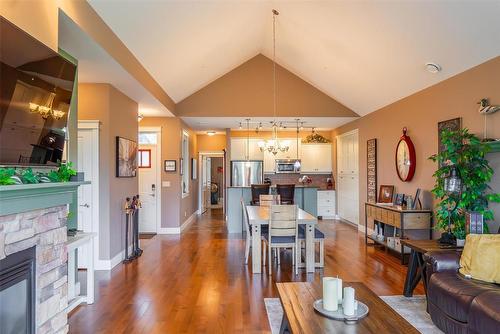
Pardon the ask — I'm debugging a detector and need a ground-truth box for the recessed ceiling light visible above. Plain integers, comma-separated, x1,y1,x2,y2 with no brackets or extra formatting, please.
425,63,442,73
207,131,216,136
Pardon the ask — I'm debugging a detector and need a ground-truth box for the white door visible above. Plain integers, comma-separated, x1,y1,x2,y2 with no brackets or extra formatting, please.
77,129,94,269
138,144,158,233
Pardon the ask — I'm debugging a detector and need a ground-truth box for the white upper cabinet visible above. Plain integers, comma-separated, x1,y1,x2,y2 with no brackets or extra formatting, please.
337,133,358,175
300,143,332,173
230,138,264,160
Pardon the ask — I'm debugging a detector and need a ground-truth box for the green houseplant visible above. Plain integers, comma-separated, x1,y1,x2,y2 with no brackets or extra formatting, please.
429,128,500,240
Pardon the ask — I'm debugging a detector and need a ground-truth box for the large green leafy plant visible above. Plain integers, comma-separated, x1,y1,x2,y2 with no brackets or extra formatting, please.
429,128,500,238
0,162,77,185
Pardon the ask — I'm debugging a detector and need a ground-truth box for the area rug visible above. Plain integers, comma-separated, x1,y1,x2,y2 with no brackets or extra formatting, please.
264,295,443,334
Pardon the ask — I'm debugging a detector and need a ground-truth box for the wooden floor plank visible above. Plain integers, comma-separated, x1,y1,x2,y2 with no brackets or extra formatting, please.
69,209,423,333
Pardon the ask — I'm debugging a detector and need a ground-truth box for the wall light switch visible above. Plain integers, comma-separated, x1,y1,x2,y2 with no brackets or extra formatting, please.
162,181,171,187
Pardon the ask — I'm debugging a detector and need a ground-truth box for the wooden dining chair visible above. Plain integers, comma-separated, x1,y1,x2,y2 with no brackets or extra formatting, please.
259,194,281,207
276,184,295,205
241,199,267,266
250,184,271,205
298,226,325,268
263,205,299,276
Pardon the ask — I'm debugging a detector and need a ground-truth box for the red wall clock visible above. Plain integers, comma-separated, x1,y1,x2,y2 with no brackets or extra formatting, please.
395,127,416,182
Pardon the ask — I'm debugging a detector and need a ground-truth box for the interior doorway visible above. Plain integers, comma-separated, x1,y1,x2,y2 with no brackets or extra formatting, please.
199,152,225,215
138,128,162,235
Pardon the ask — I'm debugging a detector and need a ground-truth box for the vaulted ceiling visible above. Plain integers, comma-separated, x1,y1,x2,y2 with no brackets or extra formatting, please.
88,0,500,118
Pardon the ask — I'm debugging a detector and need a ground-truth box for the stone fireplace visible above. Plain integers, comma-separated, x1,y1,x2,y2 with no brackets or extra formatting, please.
0,181,86,334
0,205,69,334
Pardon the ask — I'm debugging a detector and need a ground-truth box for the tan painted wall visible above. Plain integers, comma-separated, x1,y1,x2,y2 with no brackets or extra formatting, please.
332,56,500,233
78,83,139,260
177,54,358,118
197,134,227,152
140,117,199,228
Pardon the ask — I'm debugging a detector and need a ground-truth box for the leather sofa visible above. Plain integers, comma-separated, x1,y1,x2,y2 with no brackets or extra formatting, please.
425,251,500,334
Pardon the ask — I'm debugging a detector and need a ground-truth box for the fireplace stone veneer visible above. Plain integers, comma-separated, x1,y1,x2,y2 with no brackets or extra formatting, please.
0,205,69,334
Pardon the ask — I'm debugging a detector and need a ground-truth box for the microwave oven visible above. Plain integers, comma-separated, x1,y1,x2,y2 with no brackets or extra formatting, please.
275,159,301,174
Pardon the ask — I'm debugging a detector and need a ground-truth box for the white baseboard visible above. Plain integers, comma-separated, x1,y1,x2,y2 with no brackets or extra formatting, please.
95,245,133,271
180,211,199,232
158,227,181,234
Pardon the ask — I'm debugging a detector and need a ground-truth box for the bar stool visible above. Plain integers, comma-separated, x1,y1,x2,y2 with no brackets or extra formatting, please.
251,184,271,205
276,184,295,205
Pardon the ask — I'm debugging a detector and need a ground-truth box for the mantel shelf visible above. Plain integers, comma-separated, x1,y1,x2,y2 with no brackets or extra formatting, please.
0,181,89,216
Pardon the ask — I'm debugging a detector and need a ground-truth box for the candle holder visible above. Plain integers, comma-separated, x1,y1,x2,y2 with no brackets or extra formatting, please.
313,299,369,324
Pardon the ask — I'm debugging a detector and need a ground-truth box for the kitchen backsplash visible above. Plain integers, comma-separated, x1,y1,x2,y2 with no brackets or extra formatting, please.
264,173,334,190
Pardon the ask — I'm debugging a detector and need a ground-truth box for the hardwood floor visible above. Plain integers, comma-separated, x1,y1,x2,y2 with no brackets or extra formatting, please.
68,208,423,333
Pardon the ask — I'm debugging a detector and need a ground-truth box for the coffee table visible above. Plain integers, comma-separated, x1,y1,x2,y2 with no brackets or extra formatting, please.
276,282,419,334
401,239,463,297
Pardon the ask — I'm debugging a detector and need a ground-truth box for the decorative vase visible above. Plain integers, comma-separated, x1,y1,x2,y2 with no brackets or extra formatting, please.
456,239,465,247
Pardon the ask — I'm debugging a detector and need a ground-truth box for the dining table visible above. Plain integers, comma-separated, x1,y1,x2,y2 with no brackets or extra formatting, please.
246,205,318,274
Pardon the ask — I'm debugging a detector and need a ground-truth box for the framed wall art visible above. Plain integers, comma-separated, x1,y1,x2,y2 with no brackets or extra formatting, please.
191,158,197,180
116,136,138,178
367,138,377,203
438,118,461,166
164,160,176,172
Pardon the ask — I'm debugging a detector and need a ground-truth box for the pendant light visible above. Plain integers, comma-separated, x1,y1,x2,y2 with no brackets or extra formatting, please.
294,119,301,169
258,9,289,155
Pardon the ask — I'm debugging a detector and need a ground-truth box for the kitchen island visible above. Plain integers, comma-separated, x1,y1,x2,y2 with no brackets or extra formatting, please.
226,185,318,233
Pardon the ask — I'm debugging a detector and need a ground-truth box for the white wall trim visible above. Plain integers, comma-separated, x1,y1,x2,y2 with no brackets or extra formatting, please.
180,210,199,232
198,151,225,214
78,120,100,129
77,122,100,272
94,245,133,271
335,128,359,139
158,227,181,234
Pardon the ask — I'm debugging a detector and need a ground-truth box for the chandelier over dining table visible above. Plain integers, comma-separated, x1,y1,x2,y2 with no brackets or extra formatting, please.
258,9,290,156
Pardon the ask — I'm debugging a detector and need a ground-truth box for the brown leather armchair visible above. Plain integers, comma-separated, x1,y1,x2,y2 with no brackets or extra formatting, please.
425,251,500,334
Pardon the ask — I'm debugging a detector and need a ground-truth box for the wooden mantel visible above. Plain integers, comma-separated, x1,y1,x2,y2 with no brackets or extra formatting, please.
0,181,89,216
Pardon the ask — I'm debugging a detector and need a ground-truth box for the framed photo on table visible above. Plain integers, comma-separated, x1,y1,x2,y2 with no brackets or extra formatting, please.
378,185,395,203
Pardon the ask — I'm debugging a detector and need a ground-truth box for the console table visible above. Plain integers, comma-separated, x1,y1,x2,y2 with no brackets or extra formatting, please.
364,202,433,264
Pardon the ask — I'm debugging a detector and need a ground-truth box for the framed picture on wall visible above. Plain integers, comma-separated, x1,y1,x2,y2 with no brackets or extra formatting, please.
191,158,197,180
116,136,138,178
438,118,461,167
164,160,176,172
367,138,377,203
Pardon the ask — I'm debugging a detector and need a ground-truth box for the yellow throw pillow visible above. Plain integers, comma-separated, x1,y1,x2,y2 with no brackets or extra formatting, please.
459,234,500,283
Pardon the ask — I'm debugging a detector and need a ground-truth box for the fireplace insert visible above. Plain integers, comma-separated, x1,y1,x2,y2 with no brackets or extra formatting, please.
0,246,36,334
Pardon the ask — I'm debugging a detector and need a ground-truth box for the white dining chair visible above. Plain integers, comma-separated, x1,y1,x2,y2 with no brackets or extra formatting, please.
298,226,325,268
263,205,299,276
241,199,267,266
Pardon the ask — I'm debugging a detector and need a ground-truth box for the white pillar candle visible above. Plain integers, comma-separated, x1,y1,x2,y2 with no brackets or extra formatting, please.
336,277,343,304
322,277,338,311
342,287,355,316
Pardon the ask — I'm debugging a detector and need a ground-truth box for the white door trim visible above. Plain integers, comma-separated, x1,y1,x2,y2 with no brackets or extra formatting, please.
139,126,162,234
335,128,359,139
198,151,225,213
77,121,101,270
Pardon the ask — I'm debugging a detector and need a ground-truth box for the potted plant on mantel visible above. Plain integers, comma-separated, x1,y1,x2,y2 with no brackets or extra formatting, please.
0,161,77,185
429,128,500,245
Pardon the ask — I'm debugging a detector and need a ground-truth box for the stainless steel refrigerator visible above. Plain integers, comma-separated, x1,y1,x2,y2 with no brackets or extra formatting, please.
230,160,264,187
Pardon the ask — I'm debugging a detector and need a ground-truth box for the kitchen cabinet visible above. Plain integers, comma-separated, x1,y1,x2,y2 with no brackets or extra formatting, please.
300,143,332,173
336,130,359,225
337,132,358,175
317,190,336,219
263,138,299,173
230,138,264,160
